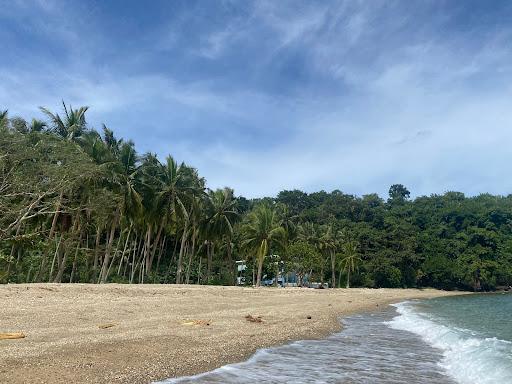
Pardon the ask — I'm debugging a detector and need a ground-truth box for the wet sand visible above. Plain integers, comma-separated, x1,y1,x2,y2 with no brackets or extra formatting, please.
0,284,464,383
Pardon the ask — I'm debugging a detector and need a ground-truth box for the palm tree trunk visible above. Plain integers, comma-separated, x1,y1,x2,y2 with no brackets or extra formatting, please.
226,238,234,285
92,225,102,282
129,235,140,283
143,225,152,275
156,235,166,271
176,222,189,284
48,235,63,282
26,265,33,283
35,240,51,282
69,236,82,283
197,256,202,285
256,252,264,287
99,209,119,283
185,230,196,284
149,219,164,271
117,223,133,276
252,263,256,286
346,268,350,289
331,251,336,288
255,240,268,287
206,241,213,283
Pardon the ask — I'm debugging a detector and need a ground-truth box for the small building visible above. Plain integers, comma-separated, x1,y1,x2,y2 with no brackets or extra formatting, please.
235,260,246,285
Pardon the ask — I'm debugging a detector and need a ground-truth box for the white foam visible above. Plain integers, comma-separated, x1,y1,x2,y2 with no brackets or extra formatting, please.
386,301,512,384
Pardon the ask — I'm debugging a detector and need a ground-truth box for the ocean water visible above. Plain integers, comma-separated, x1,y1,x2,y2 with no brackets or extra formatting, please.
157,293,511,384
388,293,512,384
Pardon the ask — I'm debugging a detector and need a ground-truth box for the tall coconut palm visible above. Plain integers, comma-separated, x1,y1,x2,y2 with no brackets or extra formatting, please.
204,188,239,283
242,204,285,287
297,222,320,247
29,118,47,132
151,156,204,283
320,223,338,288
102,124,122,157
40,101,88,141
98,137,142,283
340,241,361,288
298,222,326,283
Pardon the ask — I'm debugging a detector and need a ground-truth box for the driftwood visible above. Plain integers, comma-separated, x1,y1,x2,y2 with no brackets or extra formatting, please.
0,332,26,340
98,323,117,329
182,319,210,326
245,314,263,323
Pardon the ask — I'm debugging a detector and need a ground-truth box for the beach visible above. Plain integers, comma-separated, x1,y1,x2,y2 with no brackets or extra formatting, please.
0,284,463,384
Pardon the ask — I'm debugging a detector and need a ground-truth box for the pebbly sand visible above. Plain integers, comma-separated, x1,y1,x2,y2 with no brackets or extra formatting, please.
0,284,465,383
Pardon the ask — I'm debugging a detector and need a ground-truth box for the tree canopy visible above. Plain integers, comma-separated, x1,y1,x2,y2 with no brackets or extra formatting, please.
1,104,511,291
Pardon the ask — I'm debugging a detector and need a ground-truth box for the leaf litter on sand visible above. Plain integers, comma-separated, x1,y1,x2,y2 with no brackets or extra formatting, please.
245,314,263,323
0,332,26,340
98,323,117,329
182,320,211,326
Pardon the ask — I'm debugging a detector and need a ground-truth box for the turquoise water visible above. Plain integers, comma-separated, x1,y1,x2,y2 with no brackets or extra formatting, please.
389,293,512,384
157,293,512,384
415,293,512,342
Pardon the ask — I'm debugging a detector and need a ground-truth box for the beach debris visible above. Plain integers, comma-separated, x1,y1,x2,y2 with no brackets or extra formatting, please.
98,323,117,329
0,332,26,340
39,287,56,292
182,320,210,326
245,314,263,323
306,315,312,319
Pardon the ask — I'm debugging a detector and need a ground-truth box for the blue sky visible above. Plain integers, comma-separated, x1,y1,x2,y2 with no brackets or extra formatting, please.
2,0,512,198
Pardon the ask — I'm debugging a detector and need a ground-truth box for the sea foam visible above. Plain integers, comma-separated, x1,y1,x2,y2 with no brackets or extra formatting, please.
386,301,512,384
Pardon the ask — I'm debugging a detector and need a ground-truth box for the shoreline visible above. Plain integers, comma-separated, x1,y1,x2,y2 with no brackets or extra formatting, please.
0,284,466,384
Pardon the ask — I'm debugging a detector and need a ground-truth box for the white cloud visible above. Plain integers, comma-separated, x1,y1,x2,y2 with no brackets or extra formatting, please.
3,1,512,198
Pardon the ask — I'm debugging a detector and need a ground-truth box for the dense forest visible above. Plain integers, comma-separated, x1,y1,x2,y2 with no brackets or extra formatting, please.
1,104,511,291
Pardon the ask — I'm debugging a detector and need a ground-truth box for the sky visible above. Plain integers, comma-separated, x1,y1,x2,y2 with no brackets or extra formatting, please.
2,0,512,198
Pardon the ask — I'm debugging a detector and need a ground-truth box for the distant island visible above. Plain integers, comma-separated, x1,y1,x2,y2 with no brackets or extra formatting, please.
1,103,511,291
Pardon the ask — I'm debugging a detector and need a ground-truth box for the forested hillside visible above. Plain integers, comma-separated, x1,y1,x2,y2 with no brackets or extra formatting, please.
1,104,511,290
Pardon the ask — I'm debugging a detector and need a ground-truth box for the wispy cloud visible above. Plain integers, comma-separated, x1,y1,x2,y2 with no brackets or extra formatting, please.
2,1,512,198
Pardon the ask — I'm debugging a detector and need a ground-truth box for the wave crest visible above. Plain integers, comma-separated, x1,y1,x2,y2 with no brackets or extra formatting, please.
386,301,512,384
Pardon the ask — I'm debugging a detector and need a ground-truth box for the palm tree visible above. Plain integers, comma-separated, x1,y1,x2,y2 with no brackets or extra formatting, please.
276,203,297,241
242,204,285,287
115,142,143,284
149,155,203,283
102,124,122,157
298,222,326,284
98,135,142,284
340,241,361,288
320,223,338,288
40,101,88,141
204,188,239,283
297,222,319,246
29,119,47,132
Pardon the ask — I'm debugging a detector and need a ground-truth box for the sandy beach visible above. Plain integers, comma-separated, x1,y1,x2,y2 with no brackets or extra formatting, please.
0,284,463,383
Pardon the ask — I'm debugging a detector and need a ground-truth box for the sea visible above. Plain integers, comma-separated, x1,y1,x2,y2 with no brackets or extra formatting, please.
156,293,512,384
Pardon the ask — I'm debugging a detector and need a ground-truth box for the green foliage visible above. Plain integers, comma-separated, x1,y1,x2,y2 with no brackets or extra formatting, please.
286,241,321,286
2,103,512,291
